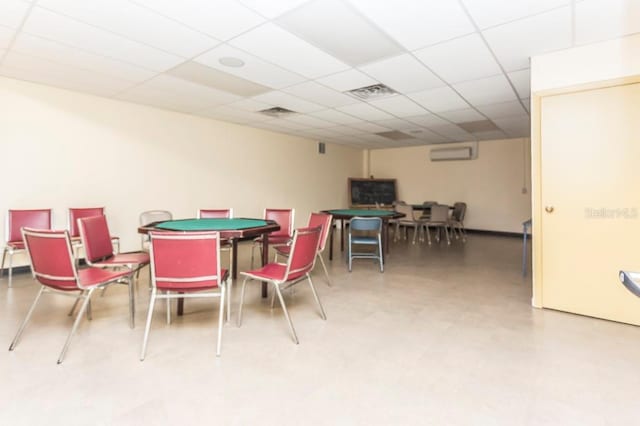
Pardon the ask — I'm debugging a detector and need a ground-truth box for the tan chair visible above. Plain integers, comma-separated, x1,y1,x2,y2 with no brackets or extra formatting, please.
393,203,426,244
423,204,451,245
139,210,173,252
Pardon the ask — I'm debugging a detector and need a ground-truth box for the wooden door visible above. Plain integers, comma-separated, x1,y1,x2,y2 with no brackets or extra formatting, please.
540,82,640,325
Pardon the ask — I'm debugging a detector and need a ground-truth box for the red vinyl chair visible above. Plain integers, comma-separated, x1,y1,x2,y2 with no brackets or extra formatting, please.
238,226,326,344
275,212,333,287
68,207,120,257
141,231,228,360
78,215,149,328
2,209,52,287
9,228,132,364
250,208,295,268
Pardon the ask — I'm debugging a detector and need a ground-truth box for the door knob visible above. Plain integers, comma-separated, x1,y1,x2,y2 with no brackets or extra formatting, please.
545,206,554,213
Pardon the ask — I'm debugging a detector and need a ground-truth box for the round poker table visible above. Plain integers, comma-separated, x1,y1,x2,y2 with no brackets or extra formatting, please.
321,209,404,261
139,218,280,301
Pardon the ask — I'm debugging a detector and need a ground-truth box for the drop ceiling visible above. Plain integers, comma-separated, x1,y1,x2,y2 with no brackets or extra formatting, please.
1,0,638,149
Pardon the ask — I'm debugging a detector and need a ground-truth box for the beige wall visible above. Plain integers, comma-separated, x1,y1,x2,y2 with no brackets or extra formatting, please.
0,77,363,266
369,139,531,233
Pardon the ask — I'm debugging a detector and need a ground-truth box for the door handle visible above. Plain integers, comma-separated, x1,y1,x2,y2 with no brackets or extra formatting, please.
545,206,554,213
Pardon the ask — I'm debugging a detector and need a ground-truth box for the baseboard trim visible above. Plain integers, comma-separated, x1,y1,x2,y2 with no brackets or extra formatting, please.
465,229,523,238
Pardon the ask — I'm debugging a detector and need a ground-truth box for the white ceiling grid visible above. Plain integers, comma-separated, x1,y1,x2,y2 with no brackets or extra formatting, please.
1,0,638,148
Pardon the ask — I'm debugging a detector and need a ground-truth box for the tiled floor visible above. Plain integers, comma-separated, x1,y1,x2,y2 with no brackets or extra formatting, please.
1,234,639,425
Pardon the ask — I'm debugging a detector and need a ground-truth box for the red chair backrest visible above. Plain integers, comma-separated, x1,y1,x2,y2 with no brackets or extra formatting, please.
265,208,294,238
149,231,222,290
78,215,114,262
198,208,233,219
308,212,332,253
285,226,321,281
68,207,105,237
6,209,52,243
21,228,78,290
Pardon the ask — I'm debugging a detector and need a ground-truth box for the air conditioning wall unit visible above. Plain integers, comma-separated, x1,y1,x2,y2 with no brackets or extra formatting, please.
429,146,476,161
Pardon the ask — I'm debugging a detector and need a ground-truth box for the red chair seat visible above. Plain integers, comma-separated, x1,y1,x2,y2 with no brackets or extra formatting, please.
7,241,25,250
78,267,131,288
274,245,292,256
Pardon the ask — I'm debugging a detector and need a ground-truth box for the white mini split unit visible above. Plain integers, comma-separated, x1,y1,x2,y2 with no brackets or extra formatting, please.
429,145,476,161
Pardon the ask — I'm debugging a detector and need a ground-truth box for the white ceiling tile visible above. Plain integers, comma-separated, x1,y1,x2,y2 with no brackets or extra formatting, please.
12,33,155,82
475,100,528,120
227,98,274,112
349,122,391,133
328,125,366,135
23,7,184,71
453,74,518,105
405,114,451,127
359,53,444,93
193,44,306,90
413,129,451,143
277,0,403,66
521,97,530,113
461,0,570,29
374,118,424,131
167,61,270,97
229,22,349,79
283,114,336,128
38,0,219,57
198,105,274,124
315,68,378,92
408,86,470,113
428,123,474,141
438,108,486,123
259,118,309,130
414,33,502,83
575,0,640,46
120,74,241,110
507,68,531,99
133,0,265,41
1,50,135,96
335,102,394,121
300,127,349,138
282,81,357,107
309,109,363,124
483,7,572,72
474,130,508,140
0,0,31,29
252,90,325,113
494,116,530,138
349,0,475,50
367,96,428,117
239,0,309,19
0,26,16,49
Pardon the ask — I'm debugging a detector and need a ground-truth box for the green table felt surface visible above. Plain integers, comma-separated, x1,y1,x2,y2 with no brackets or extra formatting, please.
325,209,396,217
155,218,269,231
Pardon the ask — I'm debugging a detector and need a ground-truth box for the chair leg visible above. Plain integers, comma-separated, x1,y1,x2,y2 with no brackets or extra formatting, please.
58,288,94,364
86,299,92,321
378,236,384,273
425,225,432,245
8,250,13,288
127,274,135,329
226,277,232,323
270,286,277,309
347,236,352,272
140,288,157,361
166,291,171,325
216,283,225,357
0,247,7,281
9,286,45,351
444,226,451,245
68,295,81,317
317,254,332,287
411,224,418,244
237,276,250,327
274,284,298,344
306,275,326,320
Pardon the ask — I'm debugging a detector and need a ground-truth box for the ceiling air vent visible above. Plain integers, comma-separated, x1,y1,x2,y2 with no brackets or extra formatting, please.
259,107,297,118
345,83,397,100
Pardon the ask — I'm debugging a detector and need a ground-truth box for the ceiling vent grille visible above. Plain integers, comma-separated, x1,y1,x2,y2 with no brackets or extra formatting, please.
259,107,297,117
345,83,397,100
